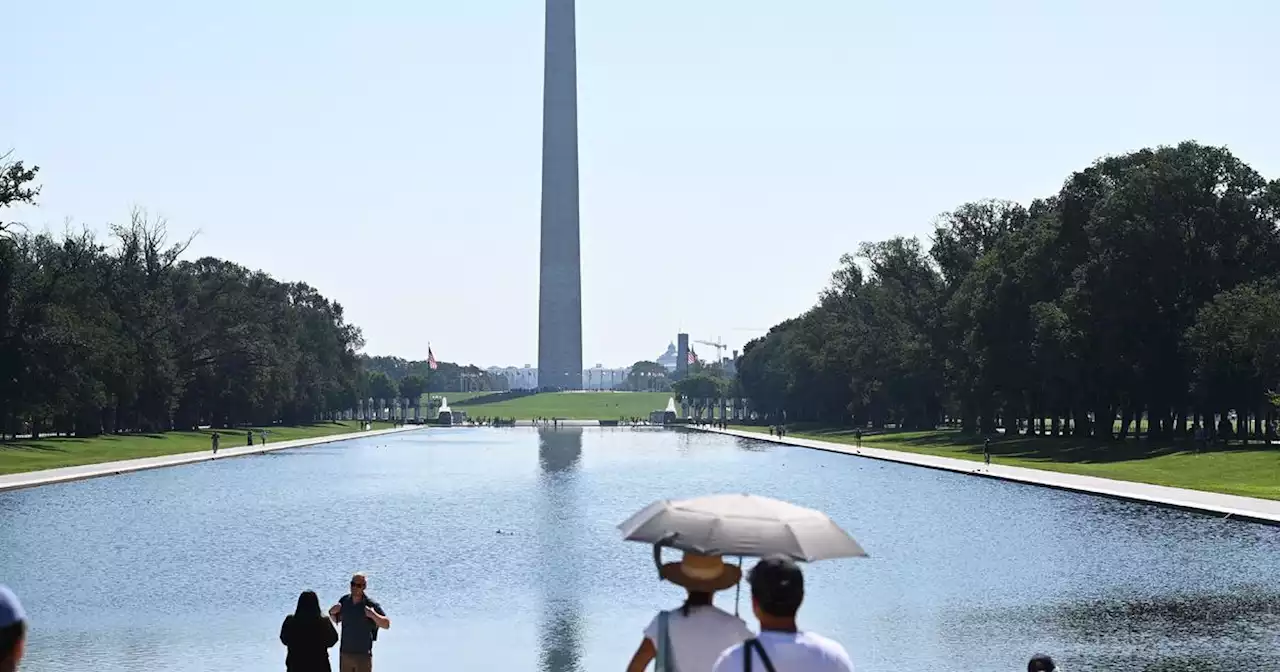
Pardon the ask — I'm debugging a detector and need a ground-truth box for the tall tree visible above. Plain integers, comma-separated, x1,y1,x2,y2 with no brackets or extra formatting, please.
735,142,1280,444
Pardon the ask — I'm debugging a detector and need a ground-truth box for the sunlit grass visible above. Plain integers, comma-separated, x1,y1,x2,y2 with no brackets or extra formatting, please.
732,425,1280,500
0,421,395,475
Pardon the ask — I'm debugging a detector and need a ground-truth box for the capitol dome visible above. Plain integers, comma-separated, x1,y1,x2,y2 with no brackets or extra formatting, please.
656,342,679,371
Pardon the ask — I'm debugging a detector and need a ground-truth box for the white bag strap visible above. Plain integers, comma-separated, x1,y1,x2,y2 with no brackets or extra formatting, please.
655,611,678,672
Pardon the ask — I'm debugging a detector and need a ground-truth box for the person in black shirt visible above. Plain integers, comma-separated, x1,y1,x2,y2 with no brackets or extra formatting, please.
280,591,339,672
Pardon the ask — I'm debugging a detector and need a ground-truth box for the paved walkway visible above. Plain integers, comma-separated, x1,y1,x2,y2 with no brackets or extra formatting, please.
0,425,422,493
696,427,1280,525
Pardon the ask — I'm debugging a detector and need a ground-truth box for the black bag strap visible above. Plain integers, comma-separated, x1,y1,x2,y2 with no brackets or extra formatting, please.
743,638,777,672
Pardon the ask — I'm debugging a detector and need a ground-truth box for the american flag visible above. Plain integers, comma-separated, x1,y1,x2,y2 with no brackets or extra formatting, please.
428,346,438,370
687,349,697,365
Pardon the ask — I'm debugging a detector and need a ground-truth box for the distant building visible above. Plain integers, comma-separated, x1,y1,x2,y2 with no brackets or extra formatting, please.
489,365,538,390
489,364,632,391
583,364,629,390
656,343,679,372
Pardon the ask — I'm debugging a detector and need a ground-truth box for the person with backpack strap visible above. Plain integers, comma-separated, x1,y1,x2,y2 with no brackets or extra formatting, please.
625,549,752,672
327,572,390,672
711,557,854,672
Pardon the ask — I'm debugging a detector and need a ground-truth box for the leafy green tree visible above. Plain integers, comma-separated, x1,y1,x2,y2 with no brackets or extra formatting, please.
626,360,669,391
673,373,727,416
367,371,399,402
1187,281,1280,438
398,374,426,403
736,141,1280,444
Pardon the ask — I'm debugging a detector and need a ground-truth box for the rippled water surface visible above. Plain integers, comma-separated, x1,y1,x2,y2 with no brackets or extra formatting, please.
2,427,1278,671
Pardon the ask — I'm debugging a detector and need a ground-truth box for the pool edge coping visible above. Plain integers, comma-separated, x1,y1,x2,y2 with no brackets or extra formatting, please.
0,426,426,493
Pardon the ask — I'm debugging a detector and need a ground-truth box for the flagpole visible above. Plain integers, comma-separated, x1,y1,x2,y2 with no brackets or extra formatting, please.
426,343,439,420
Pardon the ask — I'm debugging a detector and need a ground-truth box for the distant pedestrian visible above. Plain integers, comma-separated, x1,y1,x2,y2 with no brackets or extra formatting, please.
711,557,854,672
260,430,268,445
1027,654,1056,672
247,430,254,446
854,429,862,448
983,438,991,467
281,590,339,672
211,431,220,454
0,584,27,672
329,572,390,672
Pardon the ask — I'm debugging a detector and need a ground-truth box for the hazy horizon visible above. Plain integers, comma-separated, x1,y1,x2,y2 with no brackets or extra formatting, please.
5,0,1278,368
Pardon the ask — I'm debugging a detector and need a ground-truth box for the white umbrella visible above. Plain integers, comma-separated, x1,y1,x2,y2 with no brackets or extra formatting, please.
617,493,867,562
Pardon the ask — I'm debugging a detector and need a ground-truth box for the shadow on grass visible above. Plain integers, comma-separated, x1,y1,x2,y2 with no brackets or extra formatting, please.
0,441,76,453
777,425,1277,465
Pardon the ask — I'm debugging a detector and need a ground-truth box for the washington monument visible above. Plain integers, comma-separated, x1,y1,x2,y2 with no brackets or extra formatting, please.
537,0,583,390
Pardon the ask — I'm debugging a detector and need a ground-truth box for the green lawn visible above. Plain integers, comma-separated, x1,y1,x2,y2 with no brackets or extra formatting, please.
0,421,395,475
453,391,673,420
731,425,1280,501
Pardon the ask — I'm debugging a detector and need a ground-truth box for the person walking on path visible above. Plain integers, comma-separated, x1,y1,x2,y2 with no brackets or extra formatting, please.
0,585,27,672
247,430,254,446
281,590,339,672
211,431,220,454
626,551,752,672
328,573,390,672
983,438,991,469
854,429,862,448
712,556,854,672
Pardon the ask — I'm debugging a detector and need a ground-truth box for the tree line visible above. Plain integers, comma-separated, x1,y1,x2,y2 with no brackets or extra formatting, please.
736,141,1280,440
1,157,370,438
359,355,510,398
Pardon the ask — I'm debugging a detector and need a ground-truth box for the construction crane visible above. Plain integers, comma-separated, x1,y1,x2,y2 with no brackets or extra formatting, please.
695,339,728,361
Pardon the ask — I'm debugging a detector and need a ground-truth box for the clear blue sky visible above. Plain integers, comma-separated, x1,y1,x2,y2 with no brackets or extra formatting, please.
5,0,1278,368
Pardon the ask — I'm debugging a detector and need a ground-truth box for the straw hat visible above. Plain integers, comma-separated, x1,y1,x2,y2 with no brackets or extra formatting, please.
659,552,742,592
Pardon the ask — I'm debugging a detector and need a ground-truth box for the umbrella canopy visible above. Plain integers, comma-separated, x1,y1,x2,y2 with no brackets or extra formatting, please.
618,494,867,562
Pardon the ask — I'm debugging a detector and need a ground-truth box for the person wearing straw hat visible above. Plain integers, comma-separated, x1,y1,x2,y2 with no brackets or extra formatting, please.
625,550,753,672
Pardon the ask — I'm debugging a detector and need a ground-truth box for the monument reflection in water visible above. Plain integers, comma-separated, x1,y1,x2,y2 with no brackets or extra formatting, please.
3,428,1279,672
537,427,584,672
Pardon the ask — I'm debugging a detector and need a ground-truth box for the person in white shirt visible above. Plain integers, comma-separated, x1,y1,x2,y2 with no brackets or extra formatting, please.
626,550,753,672
712,556,854,672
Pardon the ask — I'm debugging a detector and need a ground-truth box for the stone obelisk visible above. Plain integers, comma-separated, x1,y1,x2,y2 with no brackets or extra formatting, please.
537,0,583,391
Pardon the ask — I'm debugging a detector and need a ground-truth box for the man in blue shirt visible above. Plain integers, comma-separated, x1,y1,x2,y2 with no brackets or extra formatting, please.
329,572,390,672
